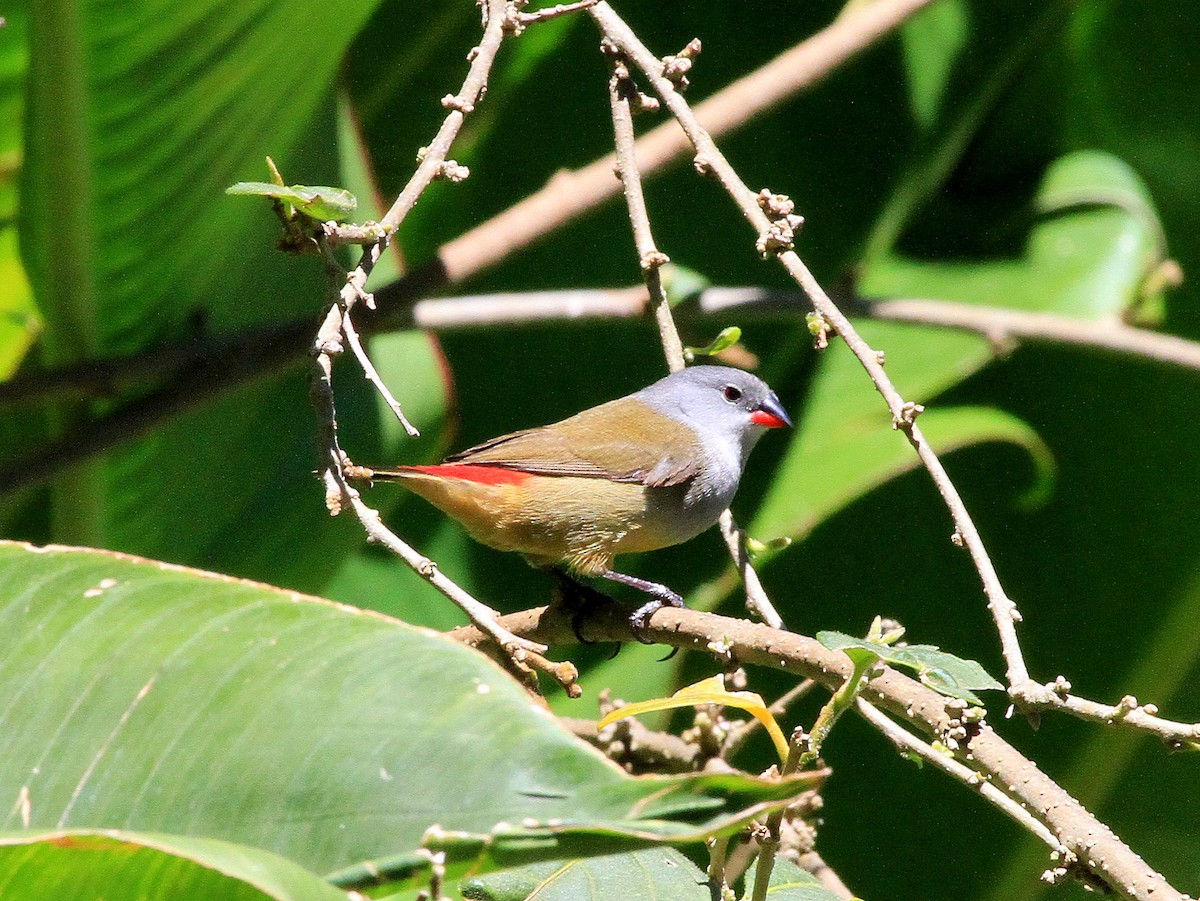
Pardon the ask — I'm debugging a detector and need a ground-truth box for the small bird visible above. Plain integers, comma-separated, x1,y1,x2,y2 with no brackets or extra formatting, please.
350,366,790,639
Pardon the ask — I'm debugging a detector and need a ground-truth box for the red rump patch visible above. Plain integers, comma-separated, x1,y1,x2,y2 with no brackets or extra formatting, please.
403,464,531,486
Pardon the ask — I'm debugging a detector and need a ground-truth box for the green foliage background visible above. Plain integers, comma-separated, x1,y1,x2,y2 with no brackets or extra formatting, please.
3,0,1199,897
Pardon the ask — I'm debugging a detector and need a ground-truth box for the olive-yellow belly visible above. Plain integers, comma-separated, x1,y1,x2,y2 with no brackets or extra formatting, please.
393,470,698,575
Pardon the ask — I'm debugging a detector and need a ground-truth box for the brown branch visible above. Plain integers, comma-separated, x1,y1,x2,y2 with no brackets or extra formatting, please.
588,2,1034,694
451,604,1185,901
867,297,1200,370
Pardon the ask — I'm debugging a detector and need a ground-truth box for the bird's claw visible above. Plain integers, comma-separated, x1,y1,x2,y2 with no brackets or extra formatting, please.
628,589,685,645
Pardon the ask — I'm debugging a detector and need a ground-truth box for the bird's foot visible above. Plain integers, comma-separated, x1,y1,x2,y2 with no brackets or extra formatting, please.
628,588,686,646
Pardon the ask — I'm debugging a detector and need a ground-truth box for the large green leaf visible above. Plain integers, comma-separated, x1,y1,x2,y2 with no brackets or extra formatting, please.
22,0,382,355
0,542,810,881
0,830,348,901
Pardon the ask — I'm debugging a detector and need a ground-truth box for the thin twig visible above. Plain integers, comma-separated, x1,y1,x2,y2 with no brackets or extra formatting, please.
605,51,687,373
717,513,783,628
339,298,420,437
589,2,1033,692
1009,679,1200,750
452,603,1186,901
514,0,598,26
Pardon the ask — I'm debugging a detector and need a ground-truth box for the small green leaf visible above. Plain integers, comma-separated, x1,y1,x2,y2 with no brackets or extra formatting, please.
685,326,742,362
817,631,1003,705
901,644,1005,701
226,181,358,221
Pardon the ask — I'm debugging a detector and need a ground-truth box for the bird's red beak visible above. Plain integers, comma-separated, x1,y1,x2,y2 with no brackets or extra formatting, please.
750,394,792,429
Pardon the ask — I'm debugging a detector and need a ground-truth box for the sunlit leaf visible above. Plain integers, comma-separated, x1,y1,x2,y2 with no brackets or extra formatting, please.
598,675,792,765
0,542,808,883
818,631,1003,704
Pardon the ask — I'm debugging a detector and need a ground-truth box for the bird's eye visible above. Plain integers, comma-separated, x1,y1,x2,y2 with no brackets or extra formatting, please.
722,385,742,403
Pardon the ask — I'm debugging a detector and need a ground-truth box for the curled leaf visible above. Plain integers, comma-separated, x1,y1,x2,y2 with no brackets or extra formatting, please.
598,675,790,765
684,326,742,362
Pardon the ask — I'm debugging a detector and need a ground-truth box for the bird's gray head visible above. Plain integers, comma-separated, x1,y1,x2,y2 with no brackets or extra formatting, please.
635,365,791,466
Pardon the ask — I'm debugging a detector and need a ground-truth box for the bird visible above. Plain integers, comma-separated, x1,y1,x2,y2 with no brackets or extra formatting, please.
348,365,790,640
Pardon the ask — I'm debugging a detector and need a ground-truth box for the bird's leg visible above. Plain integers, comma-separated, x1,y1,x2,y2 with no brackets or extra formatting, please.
599,570,686,644
552,569,620,652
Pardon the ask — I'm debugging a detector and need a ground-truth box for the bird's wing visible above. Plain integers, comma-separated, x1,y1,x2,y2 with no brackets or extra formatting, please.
444,398,704,488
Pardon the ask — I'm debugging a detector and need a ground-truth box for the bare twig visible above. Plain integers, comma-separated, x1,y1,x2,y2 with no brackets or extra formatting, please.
717,513,783,628
339,298,420,437
605,52,687,374
452,603,1186,901
605,43,784,630
512,0,598,27
589,2,1033,694
1009,679,1200,750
